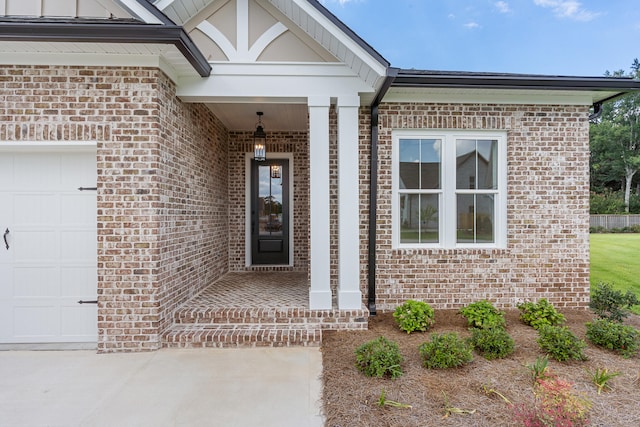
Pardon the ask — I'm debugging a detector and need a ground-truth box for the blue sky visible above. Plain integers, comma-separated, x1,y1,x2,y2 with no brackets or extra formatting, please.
318,0,639,76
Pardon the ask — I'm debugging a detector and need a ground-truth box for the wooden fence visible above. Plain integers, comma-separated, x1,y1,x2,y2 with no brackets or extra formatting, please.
590,215,640,230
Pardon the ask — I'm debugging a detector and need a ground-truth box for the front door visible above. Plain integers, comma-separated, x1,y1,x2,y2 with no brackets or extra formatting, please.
251,159,289,265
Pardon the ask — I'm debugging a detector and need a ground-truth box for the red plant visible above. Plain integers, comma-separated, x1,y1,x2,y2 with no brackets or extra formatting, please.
513,371,591,427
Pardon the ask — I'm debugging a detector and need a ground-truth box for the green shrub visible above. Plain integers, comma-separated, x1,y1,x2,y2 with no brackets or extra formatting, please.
537,325,587,362
393,300,435,334
419,333,473,369
517,299,566,330
354,336,403,379
589,282,640,322
470,327,515,360
459,300,506,329
585,318,640,358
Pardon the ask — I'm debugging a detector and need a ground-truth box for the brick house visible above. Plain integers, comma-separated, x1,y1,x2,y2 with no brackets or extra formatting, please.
1,0,638,351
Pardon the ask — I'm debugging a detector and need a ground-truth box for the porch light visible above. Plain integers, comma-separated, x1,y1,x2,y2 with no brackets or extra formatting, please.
271,165,281,179
254,111,266,161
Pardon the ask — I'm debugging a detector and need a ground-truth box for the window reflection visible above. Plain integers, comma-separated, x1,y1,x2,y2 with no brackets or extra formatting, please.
456,139,497,190
258,165,283,236
399,139,441,190
456,194,494,244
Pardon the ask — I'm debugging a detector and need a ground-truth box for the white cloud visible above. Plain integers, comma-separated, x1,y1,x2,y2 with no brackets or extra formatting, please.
533,0,600,22
464,21,481,29
495,1,511,13
320,0,361,5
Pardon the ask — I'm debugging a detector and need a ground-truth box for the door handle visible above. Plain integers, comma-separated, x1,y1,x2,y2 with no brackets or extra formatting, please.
3,228,8,250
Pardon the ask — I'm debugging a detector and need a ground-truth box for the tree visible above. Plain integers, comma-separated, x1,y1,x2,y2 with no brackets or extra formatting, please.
590,60,640,212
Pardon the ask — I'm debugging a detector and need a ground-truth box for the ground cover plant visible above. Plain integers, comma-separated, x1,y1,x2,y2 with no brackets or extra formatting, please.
322,309,640,426
517,299,566,329
459,300,506,329
419,332,473,369
585,318,640,358
354,336,403,379
392,300,434,334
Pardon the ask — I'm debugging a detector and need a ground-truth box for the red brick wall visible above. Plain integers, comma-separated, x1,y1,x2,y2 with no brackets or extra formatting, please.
0,65,229,351
228,131,310,273
364,103,591,310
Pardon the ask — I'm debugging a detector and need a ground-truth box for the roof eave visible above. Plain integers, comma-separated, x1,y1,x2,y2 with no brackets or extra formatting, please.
393,70,640,94
0,21,212,77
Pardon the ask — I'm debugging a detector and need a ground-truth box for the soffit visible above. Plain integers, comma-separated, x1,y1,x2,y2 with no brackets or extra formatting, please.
385,87,630,106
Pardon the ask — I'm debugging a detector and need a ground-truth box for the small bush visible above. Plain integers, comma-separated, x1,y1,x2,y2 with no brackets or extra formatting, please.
514,372,591,427
419,333,473,369
393,300,435,334
354,336,403,379
586,318,640,358
459,300,506,329
470,327,515,360
517,299,566,330
589,282,640,322
537,325,587,362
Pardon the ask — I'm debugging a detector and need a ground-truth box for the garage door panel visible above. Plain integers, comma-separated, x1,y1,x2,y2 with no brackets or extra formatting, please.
0,155,14,189
61,153,97,187
13,230,58,261
61,304,98,338
13,267,59,298
13,305,59,338
13,194,60,225
61,194,95,226
60,230,96,261
13,153,62,191
60,267,96,297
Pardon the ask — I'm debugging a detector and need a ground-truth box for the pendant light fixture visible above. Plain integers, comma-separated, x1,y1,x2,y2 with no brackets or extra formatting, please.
254,111,266,161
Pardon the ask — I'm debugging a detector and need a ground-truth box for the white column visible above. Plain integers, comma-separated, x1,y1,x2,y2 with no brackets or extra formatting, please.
308,97,332,310
337,96,363,309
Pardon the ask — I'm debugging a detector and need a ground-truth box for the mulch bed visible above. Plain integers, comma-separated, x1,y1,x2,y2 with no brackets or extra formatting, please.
321,309,640,427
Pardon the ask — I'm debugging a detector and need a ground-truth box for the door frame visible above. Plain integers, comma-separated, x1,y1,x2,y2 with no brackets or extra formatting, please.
245,152,294,267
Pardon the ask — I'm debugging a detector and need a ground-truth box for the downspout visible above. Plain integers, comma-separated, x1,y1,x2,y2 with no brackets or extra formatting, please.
368,68,398,315
589,102,603,122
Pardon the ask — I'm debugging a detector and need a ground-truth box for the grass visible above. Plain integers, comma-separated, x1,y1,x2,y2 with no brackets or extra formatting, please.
590,233,640,315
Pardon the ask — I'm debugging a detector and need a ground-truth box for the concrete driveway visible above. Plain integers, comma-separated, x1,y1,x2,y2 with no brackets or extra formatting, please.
0,348,324,427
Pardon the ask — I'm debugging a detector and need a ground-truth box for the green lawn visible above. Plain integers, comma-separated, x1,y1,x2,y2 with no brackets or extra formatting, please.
590,233,640,315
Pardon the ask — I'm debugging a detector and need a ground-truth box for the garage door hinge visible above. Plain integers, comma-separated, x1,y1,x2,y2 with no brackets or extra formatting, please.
77,187,97,191
77,300,98,304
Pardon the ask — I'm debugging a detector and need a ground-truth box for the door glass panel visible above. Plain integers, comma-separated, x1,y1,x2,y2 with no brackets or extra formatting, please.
258,165,283,236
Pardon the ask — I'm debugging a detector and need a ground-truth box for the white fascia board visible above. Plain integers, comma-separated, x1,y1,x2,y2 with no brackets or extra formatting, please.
0,52,190,82
208,62,360,77
115,0,163,24
384,88,594,106
177,72,373,101
154,0,176,11
284,0,387,77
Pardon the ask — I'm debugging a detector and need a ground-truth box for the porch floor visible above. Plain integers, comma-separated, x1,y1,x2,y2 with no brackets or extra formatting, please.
162,272,369,348
179,271,309,309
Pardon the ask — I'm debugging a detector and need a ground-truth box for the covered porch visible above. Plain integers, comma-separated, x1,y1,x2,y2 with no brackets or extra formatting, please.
163,272,368,348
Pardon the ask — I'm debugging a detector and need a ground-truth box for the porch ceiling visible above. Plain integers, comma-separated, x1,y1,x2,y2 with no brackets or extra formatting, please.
206,102,308,131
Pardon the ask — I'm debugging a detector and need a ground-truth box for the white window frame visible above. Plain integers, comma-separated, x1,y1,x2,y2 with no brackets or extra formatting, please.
392,130,507,249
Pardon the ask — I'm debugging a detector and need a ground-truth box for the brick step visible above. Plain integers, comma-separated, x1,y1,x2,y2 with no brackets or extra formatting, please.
162,324,322,348
173,306,370,330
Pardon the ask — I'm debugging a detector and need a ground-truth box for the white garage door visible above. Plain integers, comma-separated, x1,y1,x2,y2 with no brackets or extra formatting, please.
0,145,97,343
